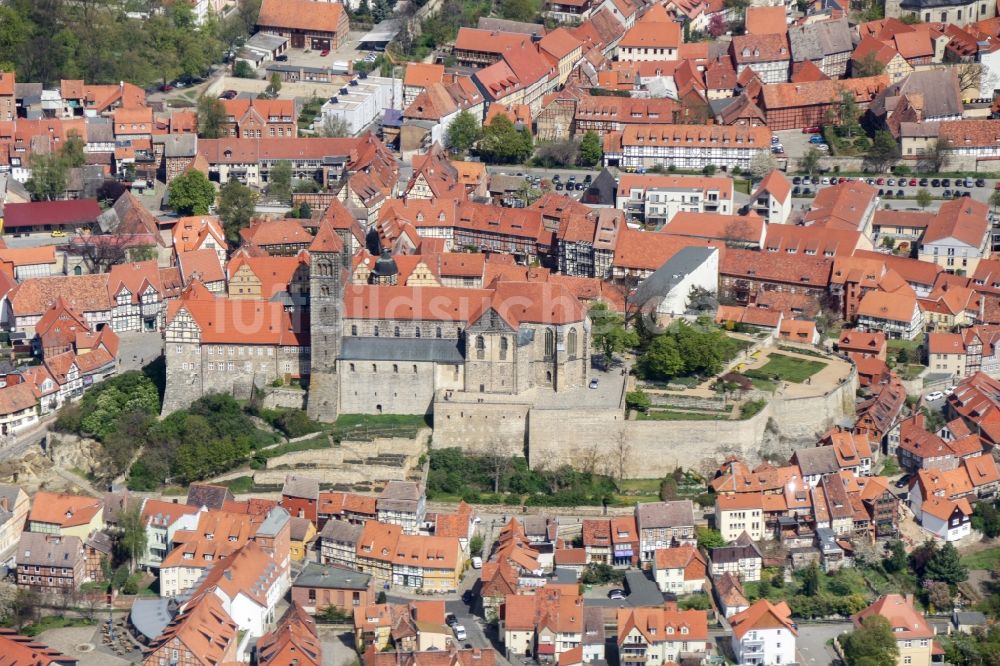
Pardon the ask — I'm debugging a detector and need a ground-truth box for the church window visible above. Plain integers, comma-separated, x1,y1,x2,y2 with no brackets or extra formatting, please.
415,328,421,338
476,335,485,360
394,326,401,337
436,327,442,338
351,325,358,336
568,328,578,360
500,337,508,360
374,326,379,337
544,329,554,358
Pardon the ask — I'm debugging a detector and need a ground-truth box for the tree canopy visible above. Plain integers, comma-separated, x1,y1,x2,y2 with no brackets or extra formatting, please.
217,178,258,242
579,131,603,166
168,170,216,216
0,0,259,87
477,116,533,164
589,302,638,362
841,616,900,666
637,322,738,381
446,110,482,154
197,95,227,139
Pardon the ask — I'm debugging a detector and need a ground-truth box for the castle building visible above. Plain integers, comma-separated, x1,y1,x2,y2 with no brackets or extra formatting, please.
162,220,591,418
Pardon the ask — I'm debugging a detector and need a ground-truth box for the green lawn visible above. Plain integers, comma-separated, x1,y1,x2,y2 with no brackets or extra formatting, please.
260,434,330,459
23,616,95,637
902,364,925,380
222,476,254,493
751,353,826,383
638,409,727,421
888,334,924,352
618,479,663,494
750,377,778,392
961,546,1000,570
327,413,431,441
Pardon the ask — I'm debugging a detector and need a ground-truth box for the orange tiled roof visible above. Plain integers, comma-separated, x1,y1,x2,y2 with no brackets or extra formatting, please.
28,491,102,528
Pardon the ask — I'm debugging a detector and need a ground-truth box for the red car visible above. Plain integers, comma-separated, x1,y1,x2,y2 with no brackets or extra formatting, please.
320,48,330,57
876,178,885,185
160,83,174,92
802,126,821,133
909,178,917,186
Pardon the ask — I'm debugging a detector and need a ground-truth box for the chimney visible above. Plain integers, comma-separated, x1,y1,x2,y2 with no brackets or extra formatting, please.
905,593,914,606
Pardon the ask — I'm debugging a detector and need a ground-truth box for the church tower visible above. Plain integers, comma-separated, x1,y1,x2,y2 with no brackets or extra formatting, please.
307,220,346,422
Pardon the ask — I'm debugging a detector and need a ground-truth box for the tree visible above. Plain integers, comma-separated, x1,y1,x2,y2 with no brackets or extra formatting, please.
217,177,258,242
724,0,750,18
321,114,352,137
800,148,822,178
233,60,256,78
924,542,968,585
266,72,282,97
118,506,148,573
477,116,533,164
916,188,932,209
197,95,227,139
638,334,684,380
749,152,778,182
695,526,725,549
841,616,900,666
63,130,85,168
478,443,512,494
990,190,1000,215
837,90,861,138
625,390,651,413
446,110,482,154
707,12,726,37
470,534,484,558
268,160,293,202
920,137,951,173
853,52,886,77
802,562,821,596
866,131,899,173
6,588,38,631
924,580,952,613
955,62,982,95
883,540,908,575
702,164,717,176
535,140,579,168
168,170,216,215
25,151,69,201
579,131,603,166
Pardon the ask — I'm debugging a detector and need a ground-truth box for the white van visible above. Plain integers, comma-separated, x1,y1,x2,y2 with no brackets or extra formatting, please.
454,625,467,641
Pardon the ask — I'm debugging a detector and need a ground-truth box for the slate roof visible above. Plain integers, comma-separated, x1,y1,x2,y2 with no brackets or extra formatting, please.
788,17,852,63
632,246,718,312
340,337,464,363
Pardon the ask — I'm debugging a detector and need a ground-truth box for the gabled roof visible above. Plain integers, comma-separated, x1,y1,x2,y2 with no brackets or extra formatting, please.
258,0,346,32
730,599,796,640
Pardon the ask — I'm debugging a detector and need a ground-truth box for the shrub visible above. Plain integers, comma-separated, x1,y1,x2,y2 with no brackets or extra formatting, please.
626,390,652,413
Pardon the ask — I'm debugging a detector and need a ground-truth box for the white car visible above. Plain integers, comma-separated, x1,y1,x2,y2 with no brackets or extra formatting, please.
454,625,467,641
471,556,483,569
925,391,945,402
945,385,957,395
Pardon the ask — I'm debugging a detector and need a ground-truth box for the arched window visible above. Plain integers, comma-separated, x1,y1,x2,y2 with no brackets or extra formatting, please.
544,329,554,359
415,327,421,338
394,326,401,337
373,325,379,337
567,328,578,360
392,364,398,373
500,336,508,360
476,335,485,360
320,285,330,297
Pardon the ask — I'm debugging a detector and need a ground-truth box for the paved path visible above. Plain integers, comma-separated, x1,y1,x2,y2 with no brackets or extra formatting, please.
796,622,852,666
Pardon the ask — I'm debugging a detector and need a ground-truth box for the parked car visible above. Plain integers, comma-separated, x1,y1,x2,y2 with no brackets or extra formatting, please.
793,176,802,184
320,48,330,56
584,174,593,183
802,187,813,195
943,189,952,198
802,126,821,133
802,177,812,185
909,179,917,186
555,183,564,191
919,178,928,186
942,178,951,187
886,178,895,186
471,557,483,569
946,385,957,394
815,144,829,151
276,54,288,62
608,589,626,600
219,89,238,100
446,614,458,628
896,189,904,197
925,391,945,402
932,179,941,187
160,83,174,92
878,189,885,196
792,186,802,196
589,379,599,389
977,179,986,187
50,230,66,237
808,135,826,144
821,177,830,185
895,474,911,489
454,626,467,641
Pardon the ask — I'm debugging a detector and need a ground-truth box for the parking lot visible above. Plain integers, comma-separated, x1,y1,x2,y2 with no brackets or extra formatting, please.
789,173,993,201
